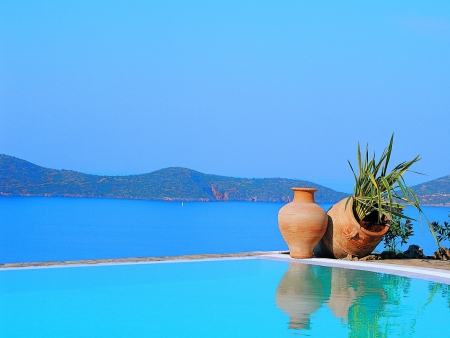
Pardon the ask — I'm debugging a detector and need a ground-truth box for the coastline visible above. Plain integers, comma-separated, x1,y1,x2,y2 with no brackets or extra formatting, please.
1,194,449,207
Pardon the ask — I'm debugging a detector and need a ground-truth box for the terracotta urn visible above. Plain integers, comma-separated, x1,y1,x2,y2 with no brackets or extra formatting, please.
314,198,389,259
278,188,328,258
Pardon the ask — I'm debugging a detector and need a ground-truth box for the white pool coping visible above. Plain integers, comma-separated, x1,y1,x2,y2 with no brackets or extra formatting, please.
262,253,450,284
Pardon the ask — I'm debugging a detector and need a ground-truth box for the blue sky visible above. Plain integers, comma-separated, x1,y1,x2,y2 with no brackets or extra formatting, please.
1,1,449,192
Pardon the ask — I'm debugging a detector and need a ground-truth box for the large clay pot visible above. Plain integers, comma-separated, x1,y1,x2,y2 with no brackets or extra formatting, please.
314,198,389,259
278,188,328,258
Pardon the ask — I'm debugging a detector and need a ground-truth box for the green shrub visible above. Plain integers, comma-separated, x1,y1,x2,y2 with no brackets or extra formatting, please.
383,213,414,252
430,218,450,244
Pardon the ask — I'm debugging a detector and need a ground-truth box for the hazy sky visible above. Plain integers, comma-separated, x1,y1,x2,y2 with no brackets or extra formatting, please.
1,1,449,192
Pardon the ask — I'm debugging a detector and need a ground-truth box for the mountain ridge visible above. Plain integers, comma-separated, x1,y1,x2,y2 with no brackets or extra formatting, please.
2,154,449,205
0,154,347,203
411,175,450,206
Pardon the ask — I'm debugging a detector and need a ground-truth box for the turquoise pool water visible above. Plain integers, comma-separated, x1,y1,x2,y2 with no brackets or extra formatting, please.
1,259,449,337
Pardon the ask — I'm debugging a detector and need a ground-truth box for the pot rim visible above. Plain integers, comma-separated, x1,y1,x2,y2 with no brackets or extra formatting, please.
344,197,390,236
291,187,318,192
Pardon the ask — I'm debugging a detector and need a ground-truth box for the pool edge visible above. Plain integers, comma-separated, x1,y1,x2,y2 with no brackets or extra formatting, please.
2,251,450,285
262,254,450,285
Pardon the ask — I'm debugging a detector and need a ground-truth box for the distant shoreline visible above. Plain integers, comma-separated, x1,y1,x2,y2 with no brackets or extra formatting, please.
1,154,449,205
1,193,449,207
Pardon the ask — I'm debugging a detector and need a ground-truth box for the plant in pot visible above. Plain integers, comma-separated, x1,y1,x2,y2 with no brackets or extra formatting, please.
314,133,433,259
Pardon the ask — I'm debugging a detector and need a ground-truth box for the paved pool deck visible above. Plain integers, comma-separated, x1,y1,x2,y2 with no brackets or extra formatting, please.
2,251,450,284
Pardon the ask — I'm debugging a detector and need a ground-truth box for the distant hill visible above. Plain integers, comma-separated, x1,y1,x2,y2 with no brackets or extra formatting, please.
0,154,348,203
412,175,450,206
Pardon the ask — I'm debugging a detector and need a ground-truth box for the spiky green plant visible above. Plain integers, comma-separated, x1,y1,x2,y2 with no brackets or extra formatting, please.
346,134,438,244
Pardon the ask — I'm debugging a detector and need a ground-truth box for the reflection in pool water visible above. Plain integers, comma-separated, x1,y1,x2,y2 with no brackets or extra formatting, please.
1,259,450,337
275,261,450,336
275,263,325,329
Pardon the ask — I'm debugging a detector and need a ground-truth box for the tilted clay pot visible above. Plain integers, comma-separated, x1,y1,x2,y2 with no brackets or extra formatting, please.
314,198,389,259
278,188,328,258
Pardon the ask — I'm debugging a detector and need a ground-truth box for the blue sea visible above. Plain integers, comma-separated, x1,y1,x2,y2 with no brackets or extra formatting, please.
1,197,449,263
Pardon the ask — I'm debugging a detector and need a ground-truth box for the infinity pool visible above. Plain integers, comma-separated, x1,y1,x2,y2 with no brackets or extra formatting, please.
1,258,449,337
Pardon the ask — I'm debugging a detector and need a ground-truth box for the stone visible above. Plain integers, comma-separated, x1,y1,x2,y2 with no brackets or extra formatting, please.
403,245,425,259
341,254,360,261
359,254,380,261
434,247,450,260
380,251,397,259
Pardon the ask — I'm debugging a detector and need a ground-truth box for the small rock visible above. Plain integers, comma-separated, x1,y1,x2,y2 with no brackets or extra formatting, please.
434,247,450,260
403,245,425,259
381,251,397,259
342,254,351,260
342,254,359,261
359,254,379,261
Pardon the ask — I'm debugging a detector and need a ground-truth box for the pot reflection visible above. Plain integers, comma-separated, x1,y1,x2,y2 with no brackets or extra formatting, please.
327,268,361,323
275,263,325,330
275,262,389,334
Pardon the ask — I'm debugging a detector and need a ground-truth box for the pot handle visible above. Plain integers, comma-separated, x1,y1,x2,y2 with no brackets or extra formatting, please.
345,229,359,240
